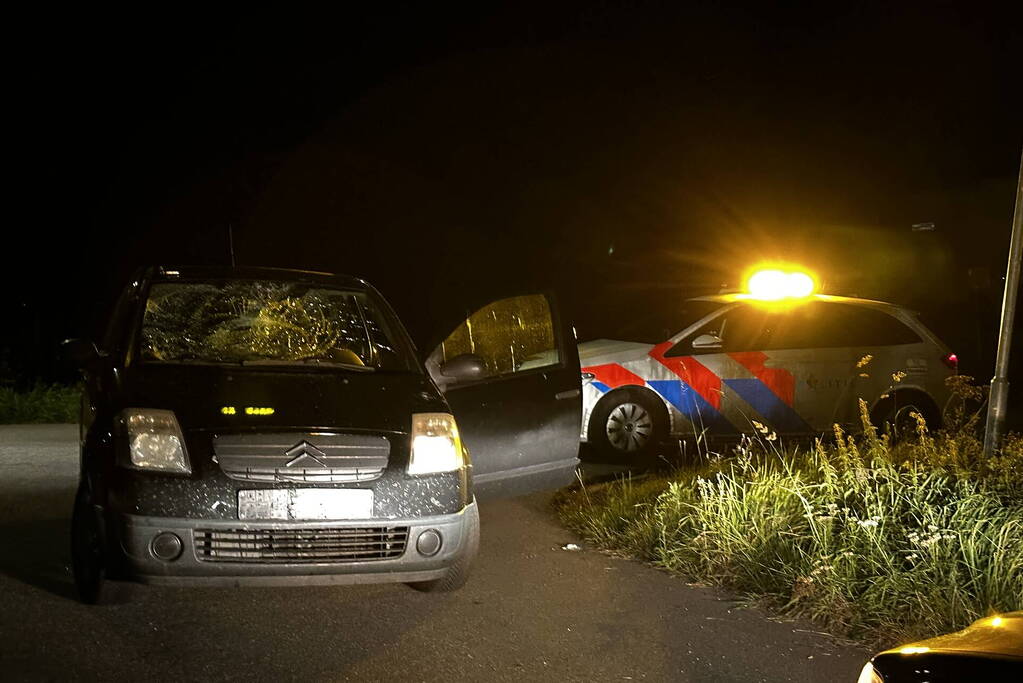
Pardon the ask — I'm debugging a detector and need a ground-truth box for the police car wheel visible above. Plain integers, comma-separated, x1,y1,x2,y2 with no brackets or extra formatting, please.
590,389,667,459
873,394,938,442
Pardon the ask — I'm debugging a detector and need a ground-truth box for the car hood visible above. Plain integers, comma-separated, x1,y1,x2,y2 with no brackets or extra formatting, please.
578,339,655,366
119,364,446,434
880,612,1023,659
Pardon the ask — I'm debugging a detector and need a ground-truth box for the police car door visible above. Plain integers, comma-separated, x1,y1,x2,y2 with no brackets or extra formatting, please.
733,302,851,435
663,303,814,439
764,302,928,431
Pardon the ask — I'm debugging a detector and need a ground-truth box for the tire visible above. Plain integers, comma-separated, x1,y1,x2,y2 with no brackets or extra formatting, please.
588,387,669,461
872,392,939,442
71,485,129,605
409,502,480,593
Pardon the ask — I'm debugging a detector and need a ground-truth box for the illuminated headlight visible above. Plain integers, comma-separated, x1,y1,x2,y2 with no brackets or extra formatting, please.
119,409,191,474
408,413,465,475
857,661,884,683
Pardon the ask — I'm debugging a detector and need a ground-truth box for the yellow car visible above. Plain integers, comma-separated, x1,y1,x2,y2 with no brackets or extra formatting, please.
858,612,1022,681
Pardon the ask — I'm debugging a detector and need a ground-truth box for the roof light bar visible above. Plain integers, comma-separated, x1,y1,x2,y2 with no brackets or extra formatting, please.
745,267,816,300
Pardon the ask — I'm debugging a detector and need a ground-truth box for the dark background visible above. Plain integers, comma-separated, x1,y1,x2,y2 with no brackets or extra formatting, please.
5,2,1022,422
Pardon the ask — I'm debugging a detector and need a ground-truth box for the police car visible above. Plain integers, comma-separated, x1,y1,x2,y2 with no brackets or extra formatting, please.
579,269,957,457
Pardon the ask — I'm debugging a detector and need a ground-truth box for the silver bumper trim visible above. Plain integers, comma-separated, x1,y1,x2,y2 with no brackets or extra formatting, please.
115,501,477,584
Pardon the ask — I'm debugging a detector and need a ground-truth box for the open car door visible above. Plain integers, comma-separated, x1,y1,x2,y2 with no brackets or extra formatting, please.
424,292,581,500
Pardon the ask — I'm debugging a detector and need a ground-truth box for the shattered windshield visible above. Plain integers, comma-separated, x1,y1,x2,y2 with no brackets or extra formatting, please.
139,280,417,371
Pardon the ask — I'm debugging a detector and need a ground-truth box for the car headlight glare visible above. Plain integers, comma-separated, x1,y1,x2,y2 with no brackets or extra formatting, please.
857,661,884,683
120,409,191,474
408,413,465,475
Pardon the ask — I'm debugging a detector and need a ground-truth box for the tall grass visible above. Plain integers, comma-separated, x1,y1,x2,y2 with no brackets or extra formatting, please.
0,384,80,423
557,385,1023,648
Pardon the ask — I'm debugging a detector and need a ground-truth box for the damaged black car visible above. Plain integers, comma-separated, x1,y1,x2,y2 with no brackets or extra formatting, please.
66,266,581,603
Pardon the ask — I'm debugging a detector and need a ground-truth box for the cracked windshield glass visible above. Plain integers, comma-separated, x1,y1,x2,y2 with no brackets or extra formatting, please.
140,280,415,370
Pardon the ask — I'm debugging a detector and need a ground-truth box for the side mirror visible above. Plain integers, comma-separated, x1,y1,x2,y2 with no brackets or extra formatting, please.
439,353,487,384
62,338,104,369
691,333,723,350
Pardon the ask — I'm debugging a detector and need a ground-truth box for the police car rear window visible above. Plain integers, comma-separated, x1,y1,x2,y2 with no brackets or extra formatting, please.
758,303,921,350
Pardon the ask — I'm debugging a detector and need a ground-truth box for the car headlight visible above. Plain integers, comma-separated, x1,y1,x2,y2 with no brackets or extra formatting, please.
119,409,191,474
408,413,465,475
857,661,884,683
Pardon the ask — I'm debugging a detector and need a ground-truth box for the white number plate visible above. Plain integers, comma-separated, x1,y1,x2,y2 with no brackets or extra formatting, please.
238,489,374,520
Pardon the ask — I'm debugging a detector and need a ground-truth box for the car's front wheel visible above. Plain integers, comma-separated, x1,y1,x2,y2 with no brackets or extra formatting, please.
71,485,127,605
588,388,668,461
409,502,480,593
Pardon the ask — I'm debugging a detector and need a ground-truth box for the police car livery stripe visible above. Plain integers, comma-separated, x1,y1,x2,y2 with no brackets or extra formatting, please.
647,379,737,434
583,348,806,435
728,352,795,406
585,363,645,391
724,351,810,432
648,342,722,409
584,347,735,431
723,379,811,433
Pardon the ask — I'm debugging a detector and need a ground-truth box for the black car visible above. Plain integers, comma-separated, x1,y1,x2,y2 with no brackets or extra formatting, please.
858,612,1023,682
67,266,581,603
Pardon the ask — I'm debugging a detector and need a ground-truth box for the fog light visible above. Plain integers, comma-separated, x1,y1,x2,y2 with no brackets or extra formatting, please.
151,532,183,561
416,529,442,557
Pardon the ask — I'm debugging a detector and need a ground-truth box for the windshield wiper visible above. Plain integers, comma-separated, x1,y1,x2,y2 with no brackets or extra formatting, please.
240,359,376,372
148,359,245,366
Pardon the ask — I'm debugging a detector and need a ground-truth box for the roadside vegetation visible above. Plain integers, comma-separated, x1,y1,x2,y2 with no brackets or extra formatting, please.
556,376,1023,649
0,384,80,423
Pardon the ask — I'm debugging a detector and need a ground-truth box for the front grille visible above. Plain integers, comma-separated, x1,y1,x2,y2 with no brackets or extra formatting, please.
220,467,383,484
212,433,391,484
193,526,409,563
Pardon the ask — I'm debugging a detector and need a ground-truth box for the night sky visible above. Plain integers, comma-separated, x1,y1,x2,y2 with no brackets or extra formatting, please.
6,2,1022,395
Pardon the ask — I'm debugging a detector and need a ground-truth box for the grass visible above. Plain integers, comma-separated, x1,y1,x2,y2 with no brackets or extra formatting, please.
0,384,80,423
556,380,1023,649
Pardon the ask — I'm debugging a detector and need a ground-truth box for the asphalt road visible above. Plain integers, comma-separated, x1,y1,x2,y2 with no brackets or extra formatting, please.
1,425,868,681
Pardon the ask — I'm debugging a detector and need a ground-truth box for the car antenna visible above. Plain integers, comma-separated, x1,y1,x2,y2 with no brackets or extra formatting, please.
228,223,236,267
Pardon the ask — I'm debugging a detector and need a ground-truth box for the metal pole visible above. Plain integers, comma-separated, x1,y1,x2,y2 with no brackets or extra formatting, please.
984,148,1023,456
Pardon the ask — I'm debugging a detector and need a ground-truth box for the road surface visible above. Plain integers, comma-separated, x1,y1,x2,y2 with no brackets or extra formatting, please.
1,425,868,681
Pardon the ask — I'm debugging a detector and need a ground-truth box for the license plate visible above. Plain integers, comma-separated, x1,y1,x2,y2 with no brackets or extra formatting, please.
238,489,374,520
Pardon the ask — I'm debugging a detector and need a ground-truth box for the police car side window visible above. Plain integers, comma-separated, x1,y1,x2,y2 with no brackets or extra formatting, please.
674,305,775,355
847,307,921,346
718,306,777,352
765,303,920,350
756,305,820,350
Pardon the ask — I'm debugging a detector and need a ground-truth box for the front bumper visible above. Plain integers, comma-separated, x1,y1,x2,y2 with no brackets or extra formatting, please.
112,501,477,586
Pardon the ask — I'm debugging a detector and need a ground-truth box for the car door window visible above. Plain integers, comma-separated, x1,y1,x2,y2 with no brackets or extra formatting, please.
756,305,820,350
765,303,920,350
719,306,778,351
430,291,579,498
837,305,920,346
671,305,777,355
102,278,143,362
434,294,560,379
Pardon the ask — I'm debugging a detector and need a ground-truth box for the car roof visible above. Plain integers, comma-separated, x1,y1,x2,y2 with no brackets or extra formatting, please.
147,265,370,290
687,292,912,314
